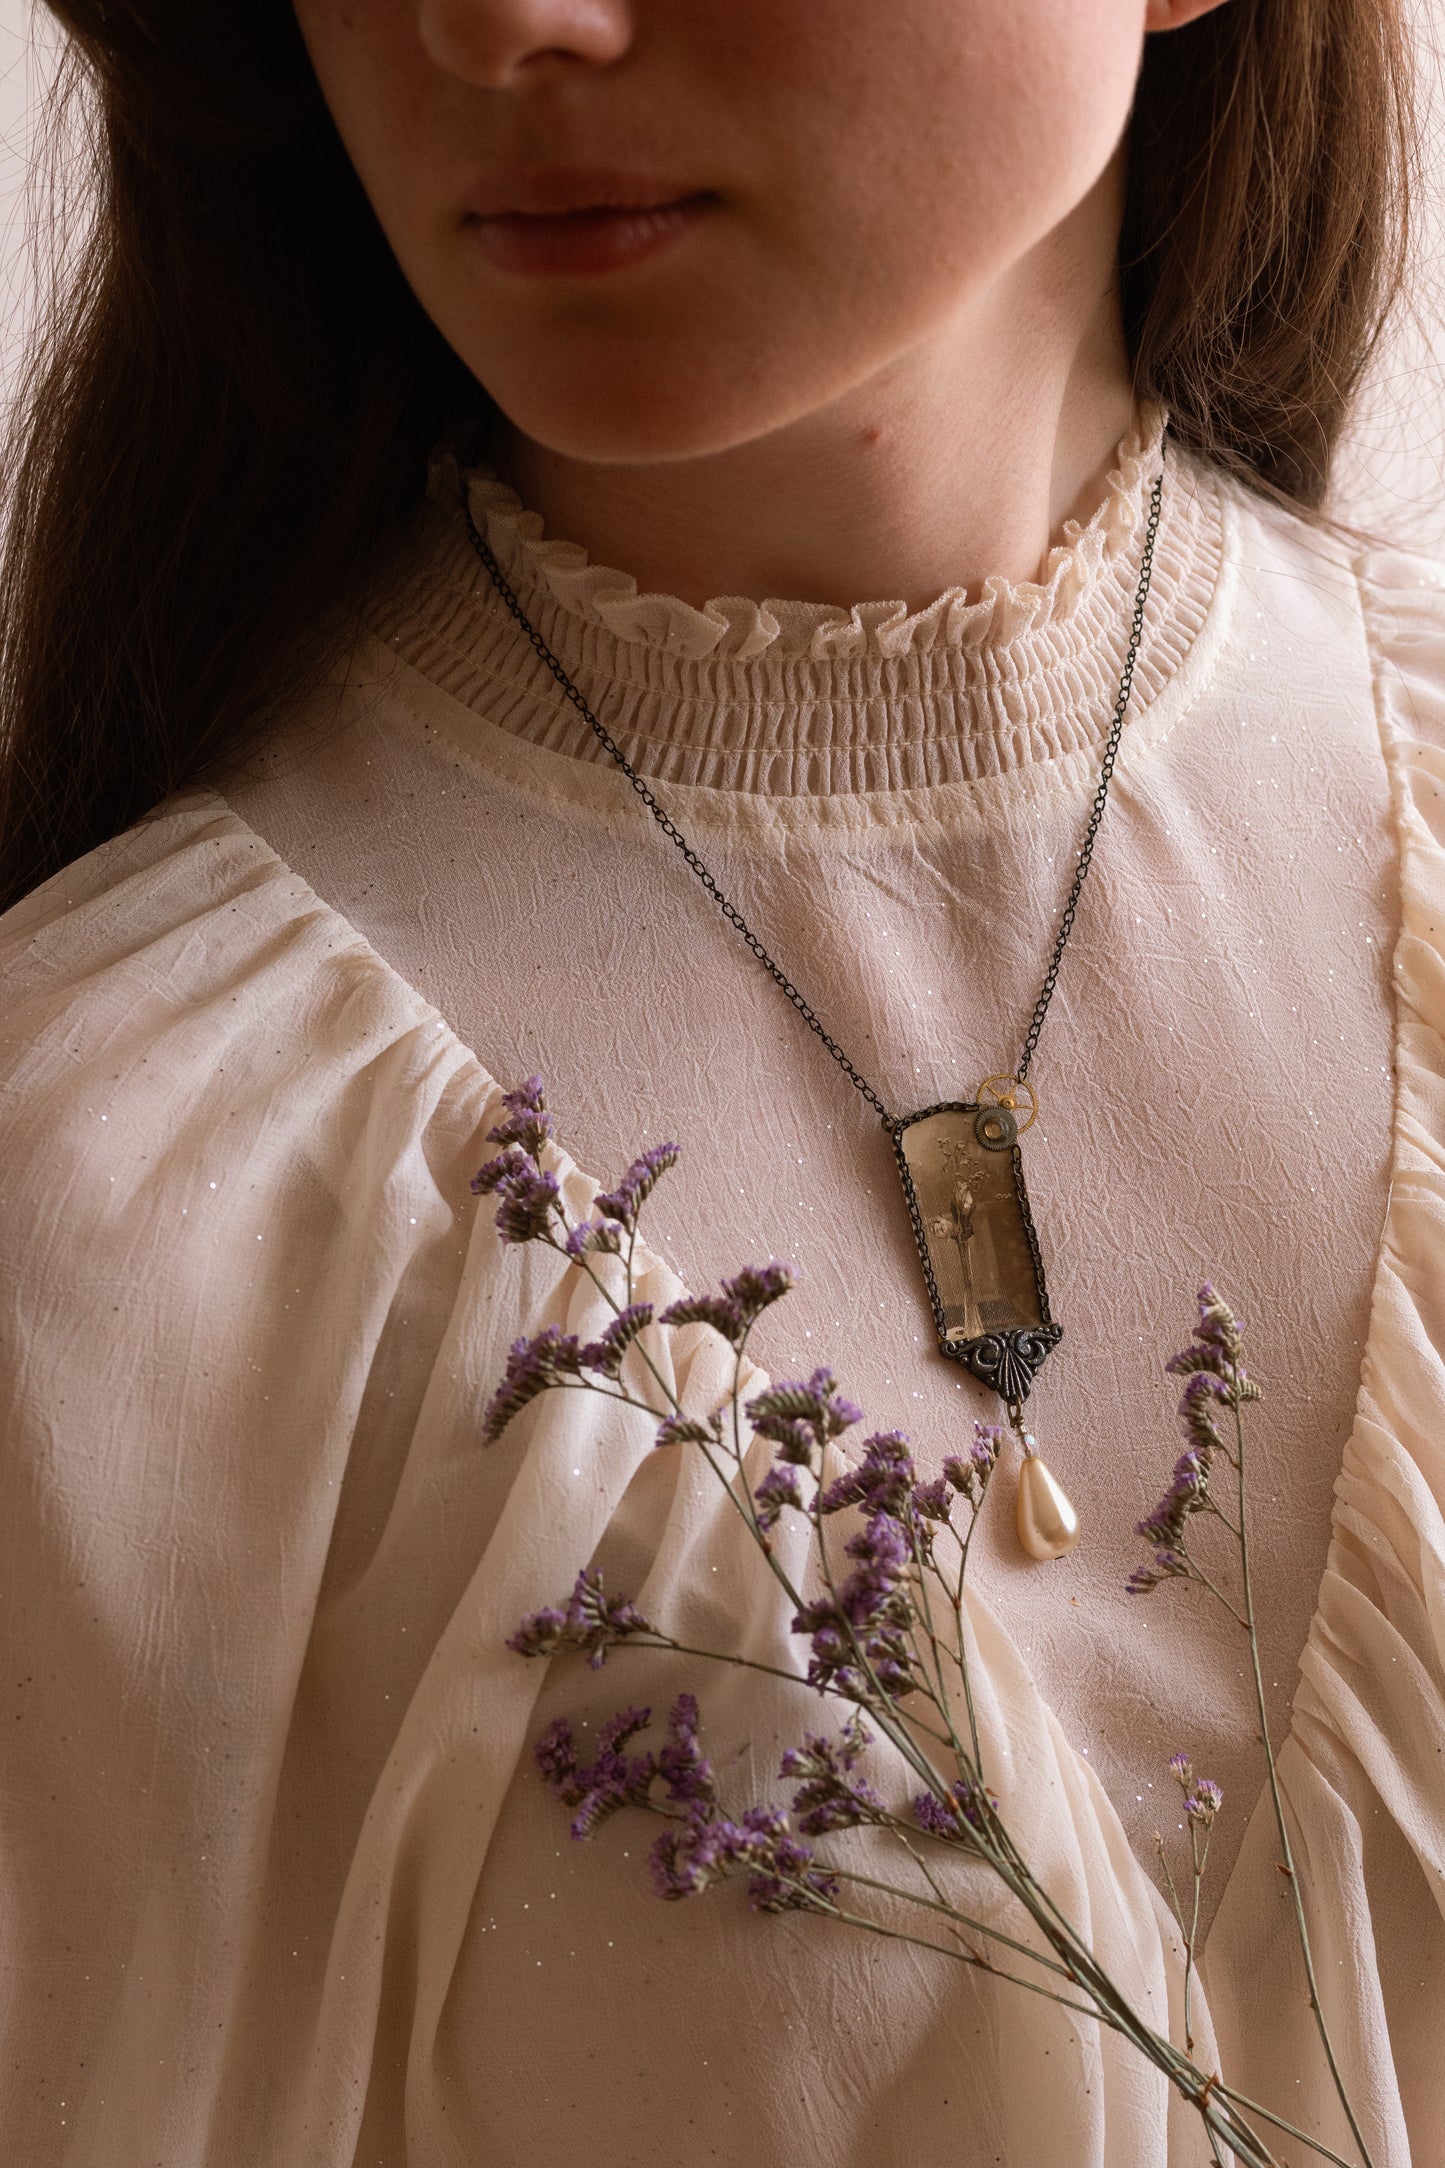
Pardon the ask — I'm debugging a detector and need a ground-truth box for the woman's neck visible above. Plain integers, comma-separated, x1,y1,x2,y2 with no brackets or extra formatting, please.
493,179,1138,614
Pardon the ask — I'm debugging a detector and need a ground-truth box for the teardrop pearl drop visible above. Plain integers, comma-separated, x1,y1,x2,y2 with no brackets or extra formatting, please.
1016,1451,1081,1561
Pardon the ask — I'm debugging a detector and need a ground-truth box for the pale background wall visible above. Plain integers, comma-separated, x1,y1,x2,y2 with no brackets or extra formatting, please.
1,0,1445,546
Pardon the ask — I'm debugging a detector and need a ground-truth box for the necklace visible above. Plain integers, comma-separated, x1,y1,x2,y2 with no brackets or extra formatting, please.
462,460,1165,1561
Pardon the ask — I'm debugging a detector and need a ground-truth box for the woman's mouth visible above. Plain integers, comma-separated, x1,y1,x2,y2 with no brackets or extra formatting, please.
463,185,717,279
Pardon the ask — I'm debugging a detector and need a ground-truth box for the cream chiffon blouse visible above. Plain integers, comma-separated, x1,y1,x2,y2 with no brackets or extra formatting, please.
3,408,1445,2165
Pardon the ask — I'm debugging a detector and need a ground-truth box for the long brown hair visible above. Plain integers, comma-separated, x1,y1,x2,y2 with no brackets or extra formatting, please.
0,0,1418,913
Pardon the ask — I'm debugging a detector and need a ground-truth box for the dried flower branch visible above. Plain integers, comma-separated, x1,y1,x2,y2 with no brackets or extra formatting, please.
1126,1286,1373,2168
469,1081,1373,2168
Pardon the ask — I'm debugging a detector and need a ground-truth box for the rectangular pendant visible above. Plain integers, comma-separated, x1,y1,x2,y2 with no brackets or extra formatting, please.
890,1101,1062,1402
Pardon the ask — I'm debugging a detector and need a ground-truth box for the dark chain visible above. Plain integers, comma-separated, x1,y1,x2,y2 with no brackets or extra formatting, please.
1017,468,1162,1083
462,466,1164,1128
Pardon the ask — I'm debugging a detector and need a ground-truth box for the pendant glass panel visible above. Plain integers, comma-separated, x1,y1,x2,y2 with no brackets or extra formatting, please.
890,1103,1062,1400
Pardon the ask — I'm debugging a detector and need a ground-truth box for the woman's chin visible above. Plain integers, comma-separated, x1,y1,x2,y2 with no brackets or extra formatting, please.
464,329,835,470
479,381,787,467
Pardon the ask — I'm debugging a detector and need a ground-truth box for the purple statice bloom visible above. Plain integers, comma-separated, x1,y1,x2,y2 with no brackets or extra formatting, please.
564,1217,624,1259
912,1476,954,1522
493,1166,562,1245
653,1411,719,1449
660,1260,796,1349
483,1075,555,1161
792,1503,916,1701
472,1146,562,1245
1175,1367,1234,1459
507,1564,653,1668
481,1324,585,1443
505,1605,569,1658
1124,1546,1191,1597
941,1421,1004,1504
562,1565,653,1668
1184,1777,1224,1826
913,1770,998,1843
471,1143,530,1197
656,1691,716,1808
779,1715,885,1836
1164,1283,1253,1392
594,1143,681,1232
754,1462,806,1532
742,1815,844,1913
817,1430,916,1518
534,1714,585,1800
578,1302,654,1380
533,1703,660,1840
647,1807,742,1900
648,1799,841,1913
747,1368,864,1468
1168,1750,1192,1785
1136,1443,1210,1546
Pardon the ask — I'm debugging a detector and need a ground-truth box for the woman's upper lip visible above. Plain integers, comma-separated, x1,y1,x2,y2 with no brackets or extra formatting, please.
464,169,709,220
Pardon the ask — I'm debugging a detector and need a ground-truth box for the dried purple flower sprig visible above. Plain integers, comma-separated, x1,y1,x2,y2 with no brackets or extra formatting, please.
1125,1284,1261,1605
1127,1287,1372,2167
1153,1750,1226,2056
472,1081,1364,2168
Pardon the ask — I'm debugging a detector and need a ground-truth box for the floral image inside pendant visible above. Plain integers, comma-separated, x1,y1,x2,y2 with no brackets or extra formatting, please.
891,1103,1062,1403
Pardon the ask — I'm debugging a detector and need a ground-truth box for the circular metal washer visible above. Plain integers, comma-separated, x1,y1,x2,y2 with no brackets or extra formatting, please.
974,1104,1018,1152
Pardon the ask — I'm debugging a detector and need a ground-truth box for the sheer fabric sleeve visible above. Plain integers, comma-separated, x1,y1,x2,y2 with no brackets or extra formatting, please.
1200,546,1445,2168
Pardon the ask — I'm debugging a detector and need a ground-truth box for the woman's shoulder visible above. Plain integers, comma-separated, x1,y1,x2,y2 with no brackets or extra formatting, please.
1348,534,1445,753
1211,460,1445,748
5,789,282,977
0,786,468,1162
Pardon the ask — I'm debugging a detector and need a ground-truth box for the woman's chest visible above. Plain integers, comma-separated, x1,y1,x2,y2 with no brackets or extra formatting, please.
227,604,1400,1900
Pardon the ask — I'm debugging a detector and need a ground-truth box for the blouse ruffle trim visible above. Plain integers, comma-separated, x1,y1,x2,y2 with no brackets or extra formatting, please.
377,403,1224,799
427,403,1170,665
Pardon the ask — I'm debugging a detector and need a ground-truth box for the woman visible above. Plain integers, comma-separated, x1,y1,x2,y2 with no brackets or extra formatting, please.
0,3,1439,2161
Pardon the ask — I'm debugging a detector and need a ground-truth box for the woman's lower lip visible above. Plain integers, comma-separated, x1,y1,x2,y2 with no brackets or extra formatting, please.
464,196,713,279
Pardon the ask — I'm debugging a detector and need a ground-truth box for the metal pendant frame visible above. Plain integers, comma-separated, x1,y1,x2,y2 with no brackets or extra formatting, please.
888,1099,1063,1404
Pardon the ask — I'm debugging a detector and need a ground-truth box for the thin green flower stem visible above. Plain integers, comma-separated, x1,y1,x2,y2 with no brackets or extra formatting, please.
538,1219,661,1391
1180,1551,1250,1630
905,1524,978,1777
886,1825,985,1939
549,1223,688,1422
971,1831,1252,2142
828,1861,1085,1989
693,1425,800,1600
984,1807,1123,1987
1209,2081,1363,2168
1203,1496,1242,1541
1231,1388,1375,2168
624,1632,958,1756
1155,1834,1189,1945
624,1633,819,1695
806,1891,1282,2168
539,1379,669,1419
727,1343,748,1491
898,1591,969,1772
950,1489,991,1771
804,1893,1104,2028
1187,1812,1213,2046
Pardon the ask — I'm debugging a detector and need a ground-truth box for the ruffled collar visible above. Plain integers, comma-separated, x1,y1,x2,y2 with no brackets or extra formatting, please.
376,401,1226,798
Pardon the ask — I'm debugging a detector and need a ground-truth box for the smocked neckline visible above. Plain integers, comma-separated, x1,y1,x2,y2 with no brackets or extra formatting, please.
371,401,1227,799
